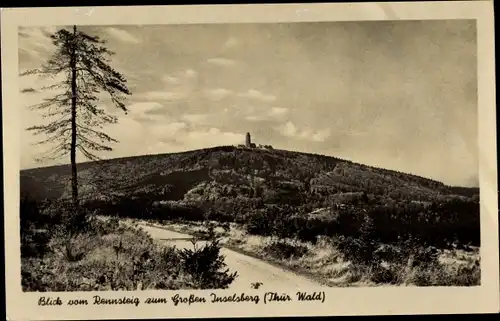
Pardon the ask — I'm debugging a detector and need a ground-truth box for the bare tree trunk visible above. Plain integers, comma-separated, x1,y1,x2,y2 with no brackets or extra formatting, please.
70,25,79,210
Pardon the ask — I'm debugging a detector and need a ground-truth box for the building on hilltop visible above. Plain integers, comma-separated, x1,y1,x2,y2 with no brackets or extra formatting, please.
245,132,251,147
242,132,267,149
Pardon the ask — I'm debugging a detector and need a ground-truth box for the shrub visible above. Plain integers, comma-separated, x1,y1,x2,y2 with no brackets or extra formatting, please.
369,263,406,284
333,235,378,264
21,197,93,260
262,240,308,260
204,208,234,223
178,239,238,289
85,215,120,236
21,230,51,259
245,209,275,236
338,240,479,286
292,216,339,243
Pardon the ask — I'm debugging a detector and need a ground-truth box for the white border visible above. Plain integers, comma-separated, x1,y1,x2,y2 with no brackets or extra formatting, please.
2,2,498,320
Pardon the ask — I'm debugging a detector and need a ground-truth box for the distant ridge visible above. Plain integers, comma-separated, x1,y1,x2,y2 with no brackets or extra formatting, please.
21,145,441,184
20,145,478,202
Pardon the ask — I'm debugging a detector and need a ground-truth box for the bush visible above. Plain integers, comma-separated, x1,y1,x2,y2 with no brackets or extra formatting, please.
20,197,90,259
369,263,406,284
292,216,339,243
333,237,479,286
333,235,378,264
245,209,275,236
178,239,238,289
21,229,51,258
86,215,120,236
154,202,205,222
262,240,308,260
204,208,234,223
409,260,480,286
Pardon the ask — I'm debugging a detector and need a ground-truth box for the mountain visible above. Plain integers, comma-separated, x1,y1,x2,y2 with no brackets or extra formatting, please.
20,145,478,205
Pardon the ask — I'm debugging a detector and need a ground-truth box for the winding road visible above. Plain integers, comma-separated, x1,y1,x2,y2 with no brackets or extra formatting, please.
137,223,323,291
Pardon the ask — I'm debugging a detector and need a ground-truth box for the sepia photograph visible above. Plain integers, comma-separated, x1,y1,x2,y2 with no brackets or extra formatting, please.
2,2,499,320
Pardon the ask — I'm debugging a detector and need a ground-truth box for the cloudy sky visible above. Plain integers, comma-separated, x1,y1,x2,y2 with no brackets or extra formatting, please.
18,20,478,186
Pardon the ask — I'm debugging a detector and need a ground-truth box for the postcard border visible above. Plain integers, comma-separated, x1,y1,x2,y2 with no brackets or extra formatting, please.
2,2,498,320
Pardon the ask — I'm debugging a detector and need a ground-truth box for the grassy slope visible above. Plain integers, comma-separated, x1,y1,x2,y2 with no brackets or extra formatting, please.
21,217,193,291
21,215,238,291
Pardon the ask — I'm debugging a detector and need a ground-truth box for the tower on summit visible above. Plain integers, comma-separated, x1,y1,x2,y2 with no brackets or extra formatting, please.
245,132,251,147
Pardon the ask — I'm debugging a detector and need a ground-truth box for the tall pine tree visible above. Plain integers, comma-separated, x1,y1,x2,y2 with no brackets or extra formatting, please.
22,25,131,213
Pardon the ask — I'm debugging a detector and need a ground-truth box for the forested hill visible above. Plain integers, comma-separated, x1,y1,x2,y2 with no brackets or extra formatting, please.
20,145,479,204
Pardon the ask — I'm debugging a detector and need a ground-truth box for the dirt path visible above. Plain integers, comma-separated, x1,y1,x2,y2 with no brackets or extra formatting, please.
137,223,323,291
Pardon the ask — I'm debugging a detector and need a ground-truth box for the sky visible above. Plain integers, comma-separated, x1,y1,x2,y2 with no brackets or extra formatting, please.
18,20,478,187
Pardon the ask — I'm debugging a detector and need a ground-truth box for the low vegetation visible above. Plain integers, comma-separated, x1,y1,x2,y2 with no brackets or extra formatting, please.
153,219,480,287
21,198,237,291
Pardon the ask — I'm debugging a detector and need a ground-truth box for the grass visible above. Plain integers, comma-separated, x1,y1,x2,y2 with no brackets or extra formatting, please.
144,218,480,287
21,215,237,291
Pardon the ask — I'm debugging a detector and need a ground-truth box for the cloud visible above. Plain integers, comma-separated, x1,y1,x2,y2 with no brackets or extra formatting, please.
162,75,180,85
311,129,331,142
18,27,57,60
137,71,198,104
134,127,243,153
238,89,277,103
184,69,198,78
133,114,159,123
224,37,239,49
150,122,188,140
182,113,209,124
207,57,237,66
105,117,181,157
106,27,140,44
138,91,187,101
203,88,232,101
245,115,260,122
179,128,242,148
105,119,189,157
245,106,289,122
144,141,177,154
159,71,196,89
276,121,331,142
279,121,298,137
20,70,65,90
269,107,288,118
127,101,164,116
103,117,147,154
19,72,67,111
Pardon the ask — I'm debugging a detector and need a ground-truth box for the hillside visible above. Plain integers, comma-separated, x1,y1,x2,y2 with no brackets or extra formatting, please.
20,146,481,287
21,145,478,204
